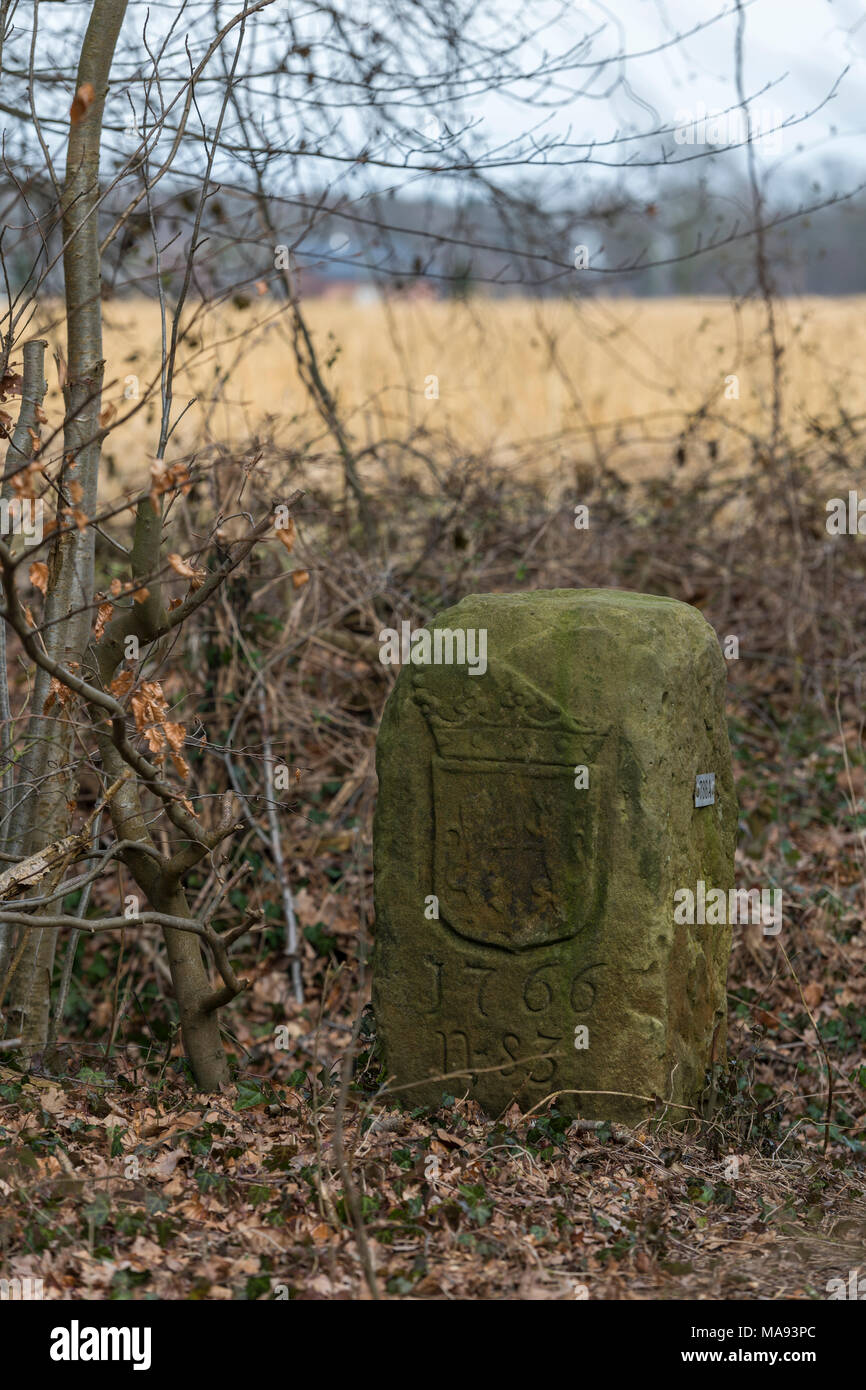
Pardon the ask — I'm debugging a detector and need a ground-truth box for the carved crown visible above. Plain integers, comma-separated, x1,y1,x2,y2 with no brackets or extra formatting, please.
412,663,608,764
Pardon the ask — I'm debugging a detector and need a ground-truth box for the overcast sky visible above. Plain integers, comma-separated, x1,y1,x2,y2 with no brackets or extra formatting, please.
18,0,866,204
479,0,864,184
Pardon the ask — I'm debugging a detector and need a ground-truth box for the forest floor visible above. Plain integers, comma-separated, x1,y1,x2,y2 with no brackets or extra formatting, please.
2,1057,865,1300
2,432,866,1300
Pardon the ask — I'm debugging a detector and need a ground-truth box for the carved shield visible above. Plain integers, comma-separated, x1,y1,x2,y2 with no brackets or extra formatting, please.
432,757,603,951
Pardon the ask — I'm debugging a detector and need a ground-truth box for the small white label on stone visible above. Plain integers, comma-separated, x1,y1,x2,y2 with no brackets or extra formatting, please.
695,772,715,807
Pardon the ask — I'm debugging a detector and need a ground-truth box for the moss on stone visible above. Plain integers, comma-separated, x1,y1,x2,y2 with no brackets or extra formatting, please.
373,588,737,1124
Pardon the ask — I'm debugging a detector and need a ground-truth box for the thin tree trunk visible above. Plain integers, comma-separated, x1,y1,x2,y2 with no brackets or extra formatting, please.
0,339,48,987
91,602,232,1092
4,0,128,1050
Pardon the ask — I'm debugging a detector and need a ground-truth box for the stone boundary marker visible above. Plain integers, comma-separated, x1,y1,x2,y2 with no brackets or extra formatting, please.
372,588,737,1124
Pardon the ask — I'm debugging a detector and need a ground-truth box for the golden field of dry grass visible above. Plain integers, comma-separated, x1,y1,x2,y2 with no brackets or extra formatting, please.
24,293,866,496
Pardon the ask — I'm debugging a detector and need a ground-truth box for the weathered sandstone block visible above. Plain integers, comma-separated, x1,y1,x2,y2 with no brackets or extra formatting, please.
373,589,736,1124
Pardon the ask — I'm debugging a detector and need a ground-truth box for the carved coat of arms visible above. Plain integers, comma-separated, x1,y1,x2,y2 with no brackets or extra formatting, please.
413,662,611,952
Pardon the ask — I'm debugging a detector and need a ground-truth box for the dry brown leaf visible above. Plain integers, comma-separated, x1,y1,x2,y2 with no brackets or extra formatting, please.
167,552,195,578
150,460,191,514
43,676,72,714
29,562,48,596
110,670,135,698
98,403,116,428
130,681,171,757
145,727,165,754
70,82,95,125
171,751,190,780
291,569,310,589
167,553,206,588
275,517,296,551
164,721,186,754
803,982,823,1010
94,601,113,640
132,680,168,724
0,370,22,400
150,1149,186,1181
